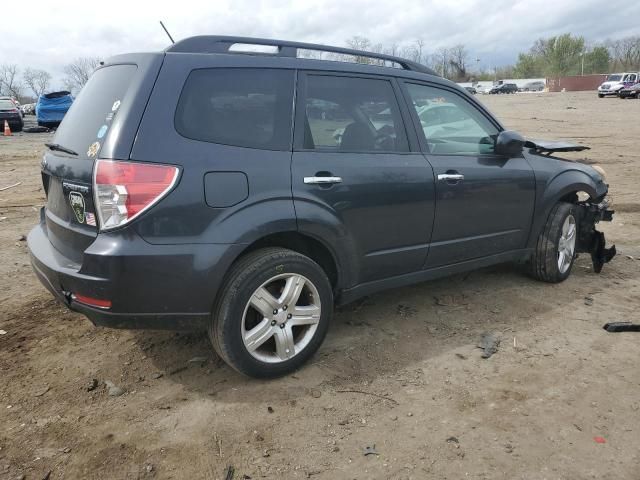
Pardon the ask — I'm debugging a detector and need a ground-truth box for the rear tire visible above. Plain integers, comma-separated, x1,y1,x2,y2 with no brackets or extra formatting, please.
529,202,578,283
209,247,333,378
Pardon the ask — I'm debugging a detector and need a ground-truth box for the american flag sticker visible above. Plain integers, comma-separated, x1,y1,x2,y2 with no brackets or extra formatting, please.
85,212,96,226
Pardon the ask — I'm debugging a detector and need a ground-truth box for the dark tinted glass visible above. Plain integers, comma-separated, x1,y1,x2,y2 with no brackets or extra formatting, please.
54,65,137,159
175,68,294,151
302,75,408,153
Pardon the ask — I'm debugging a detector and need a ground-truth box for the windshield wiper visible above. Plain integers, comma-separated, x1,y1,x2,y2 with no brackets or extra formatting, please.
45,143,78,156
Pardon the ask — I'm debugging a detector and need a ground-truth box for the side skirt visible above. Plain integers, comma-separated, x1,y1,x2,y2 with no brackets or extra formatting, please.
337,249,532,306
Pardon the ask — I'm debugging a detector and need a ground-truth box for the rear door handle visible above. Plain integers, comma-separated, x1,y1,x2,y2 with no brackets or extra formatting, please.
304,176,343,185
437,174,464,181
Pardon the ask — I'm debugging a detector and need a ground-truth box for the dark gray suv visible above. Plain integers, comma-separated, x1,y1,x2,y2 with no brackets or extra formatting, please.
28,36,615,378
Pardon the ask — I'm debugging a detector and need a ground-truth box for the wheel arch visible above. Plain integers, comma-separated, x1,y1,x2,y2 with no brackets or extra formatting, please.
234,231,344,292
527,170,604,250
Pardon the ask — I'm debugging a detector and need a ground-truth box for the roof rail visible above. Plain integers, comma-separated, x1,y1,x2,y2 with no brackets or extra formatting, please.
166,35,439,76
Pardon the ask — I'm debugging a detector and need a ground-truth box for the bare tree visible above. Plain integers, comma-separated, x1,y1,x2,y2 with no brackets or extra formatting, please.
414,39,426,64
63,57,101,92
607,36,640,70
448,44,469,80
23,68,52,98
346,36,374,64
432,48,451,78
0,64,23,98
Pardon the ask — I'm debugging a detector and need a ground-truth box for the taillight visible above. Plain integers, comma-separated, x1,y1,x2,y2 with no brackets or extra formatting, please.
93,159,179,231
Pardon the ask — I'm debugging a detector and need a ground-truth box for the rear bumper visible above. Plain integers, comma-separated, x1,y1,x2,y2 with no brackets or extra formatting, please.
28,217,244,330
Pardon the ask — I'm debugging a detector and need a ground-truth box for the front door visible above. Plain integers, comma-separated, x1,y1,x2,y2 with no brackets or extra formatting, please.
401,82,536,268
292,73,435,285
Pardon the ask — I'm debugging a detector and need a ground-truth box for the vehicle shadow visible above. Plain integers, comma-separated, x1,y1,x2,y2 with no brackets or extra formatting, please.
135,259,580,404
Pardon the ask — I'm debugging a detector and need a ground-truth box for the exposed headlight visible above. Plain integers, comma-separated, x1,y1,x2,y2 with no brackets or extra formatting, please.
592,165,607,181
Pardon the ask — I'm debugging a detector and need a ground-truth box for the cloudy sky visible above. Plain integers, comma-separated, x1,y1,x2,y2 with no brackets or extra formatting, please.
4,0,639,89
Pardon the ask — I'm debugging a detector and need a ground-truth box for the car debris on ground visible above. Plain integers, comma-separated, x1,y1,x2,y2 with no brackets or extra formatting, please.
478,332,501,358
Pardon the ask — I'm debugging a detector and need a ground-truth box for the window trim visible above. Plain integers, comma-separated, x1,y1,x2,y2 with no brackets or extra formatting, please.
398,80,505,157
293,70,415,154
173,67,296,152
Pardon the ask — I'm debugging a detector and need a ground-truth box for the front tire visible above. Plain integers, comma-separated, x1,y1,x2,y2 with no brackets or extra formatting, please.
529,202,578,283
209,248,333,378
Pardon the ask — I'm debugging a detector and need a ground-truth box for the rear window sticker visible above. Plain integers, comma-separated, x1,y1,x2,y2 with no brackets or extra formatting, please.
97,125,108,139
87,141,100,158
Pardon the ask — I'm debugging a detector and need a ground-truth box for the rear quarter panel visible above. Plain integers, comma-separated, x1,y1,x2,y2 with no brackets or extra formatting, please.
129,53,297,245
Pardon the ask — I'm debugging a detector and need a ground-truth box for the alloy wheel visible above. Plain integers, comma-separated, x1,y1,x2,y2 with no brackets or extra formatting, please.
242,273,321,363
557,214,577,274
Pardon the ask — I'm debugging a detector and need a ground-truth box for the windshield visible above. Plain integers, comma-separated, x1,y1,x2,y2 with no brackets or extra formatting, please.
53,64,137,159
0,100,15,109
606,74,622,82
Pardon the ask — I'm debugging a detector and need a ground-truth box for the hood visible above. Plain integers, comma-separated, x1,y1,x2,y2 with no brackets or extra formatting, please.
526,139,605,186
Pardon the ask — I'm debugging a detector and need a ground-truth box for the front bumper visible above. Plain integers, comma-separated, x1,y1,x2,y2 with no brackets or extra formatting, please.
598,88,621,95
28,216,244,330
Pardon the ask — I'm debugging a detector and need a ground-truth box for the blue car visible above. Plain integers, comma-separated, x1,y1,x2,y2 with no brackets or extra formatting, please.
36,91,74,128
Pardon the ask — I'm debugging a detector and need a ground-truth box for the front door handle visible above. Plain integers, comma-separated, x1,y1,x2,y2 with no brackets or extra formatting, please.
437,173,464,181
304,176,343,185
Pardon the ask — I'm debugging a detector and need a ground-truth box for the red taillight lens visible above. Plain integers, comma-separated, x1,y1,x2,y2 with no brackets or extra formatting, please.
94,160,179,230
73,293,112,309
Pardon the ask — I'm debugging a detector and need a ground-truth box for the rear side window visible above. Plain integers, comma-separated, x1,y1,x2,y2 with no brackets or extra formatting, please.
175,68,294,151
54,65,137,159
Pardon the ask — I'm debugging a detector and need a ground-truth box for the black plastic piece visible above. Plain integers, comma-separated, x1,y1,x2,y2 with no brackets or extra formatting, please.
166,35,439,76
590,231,616,273
603,322,640,332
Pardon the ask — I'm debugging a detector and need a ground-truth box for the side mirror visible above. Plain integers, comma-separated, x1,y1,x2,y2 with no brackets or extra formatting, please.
495,130,525,156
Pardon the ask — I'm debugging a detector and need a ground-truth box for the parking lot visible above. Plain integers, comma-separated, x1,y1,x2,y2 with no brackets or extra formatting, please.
1,92,639,480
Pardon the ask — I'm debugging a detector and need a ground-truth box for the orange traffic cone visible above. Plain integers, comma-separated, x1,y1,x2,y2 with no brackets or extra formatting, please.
3,120,11,136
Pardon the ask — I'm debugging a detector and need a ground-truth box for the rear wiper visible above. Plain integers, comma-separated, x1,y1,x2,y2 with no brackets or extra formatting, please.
45,143,78,156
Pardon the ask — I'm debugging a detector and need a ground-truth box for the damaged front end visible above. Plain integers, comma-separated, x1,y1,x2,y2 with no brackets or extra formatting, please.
575,198,616,273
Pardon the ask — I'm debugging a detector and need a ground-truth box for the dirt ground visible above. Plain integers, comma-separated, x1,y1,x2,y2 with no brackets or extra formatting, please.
1,92,639,480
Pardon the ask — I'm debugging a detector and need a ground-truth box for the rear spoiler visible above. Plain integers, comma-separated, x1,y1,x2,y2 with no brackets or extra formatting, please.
525,139,590,154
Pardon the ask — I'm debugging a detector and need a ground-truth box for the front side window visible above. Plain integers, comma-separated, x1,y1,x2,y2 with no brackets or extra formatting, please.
406,83,499,155
175,68,294,151
302,75,408,153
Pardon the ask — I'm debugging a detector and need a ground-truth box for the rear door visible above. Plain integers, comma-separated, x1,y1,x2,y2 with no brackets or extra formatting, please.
400,81,535,268
292,72,435,285
41,58,159,262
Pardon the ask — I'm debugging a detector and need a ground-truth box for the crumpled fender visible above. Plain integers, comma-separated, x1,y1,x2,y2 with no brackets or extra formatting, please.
527,169,607,250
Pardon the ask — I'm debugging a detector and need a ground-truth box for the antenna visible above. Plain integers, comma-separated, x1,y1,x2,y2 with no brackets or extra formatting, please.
159,21,175,44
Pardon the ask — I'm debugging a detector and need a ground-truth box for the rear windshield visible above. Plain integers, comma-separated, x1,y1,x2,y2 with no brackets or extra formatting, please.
174,68,294,151
0,100,15,109
54,64,137,159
